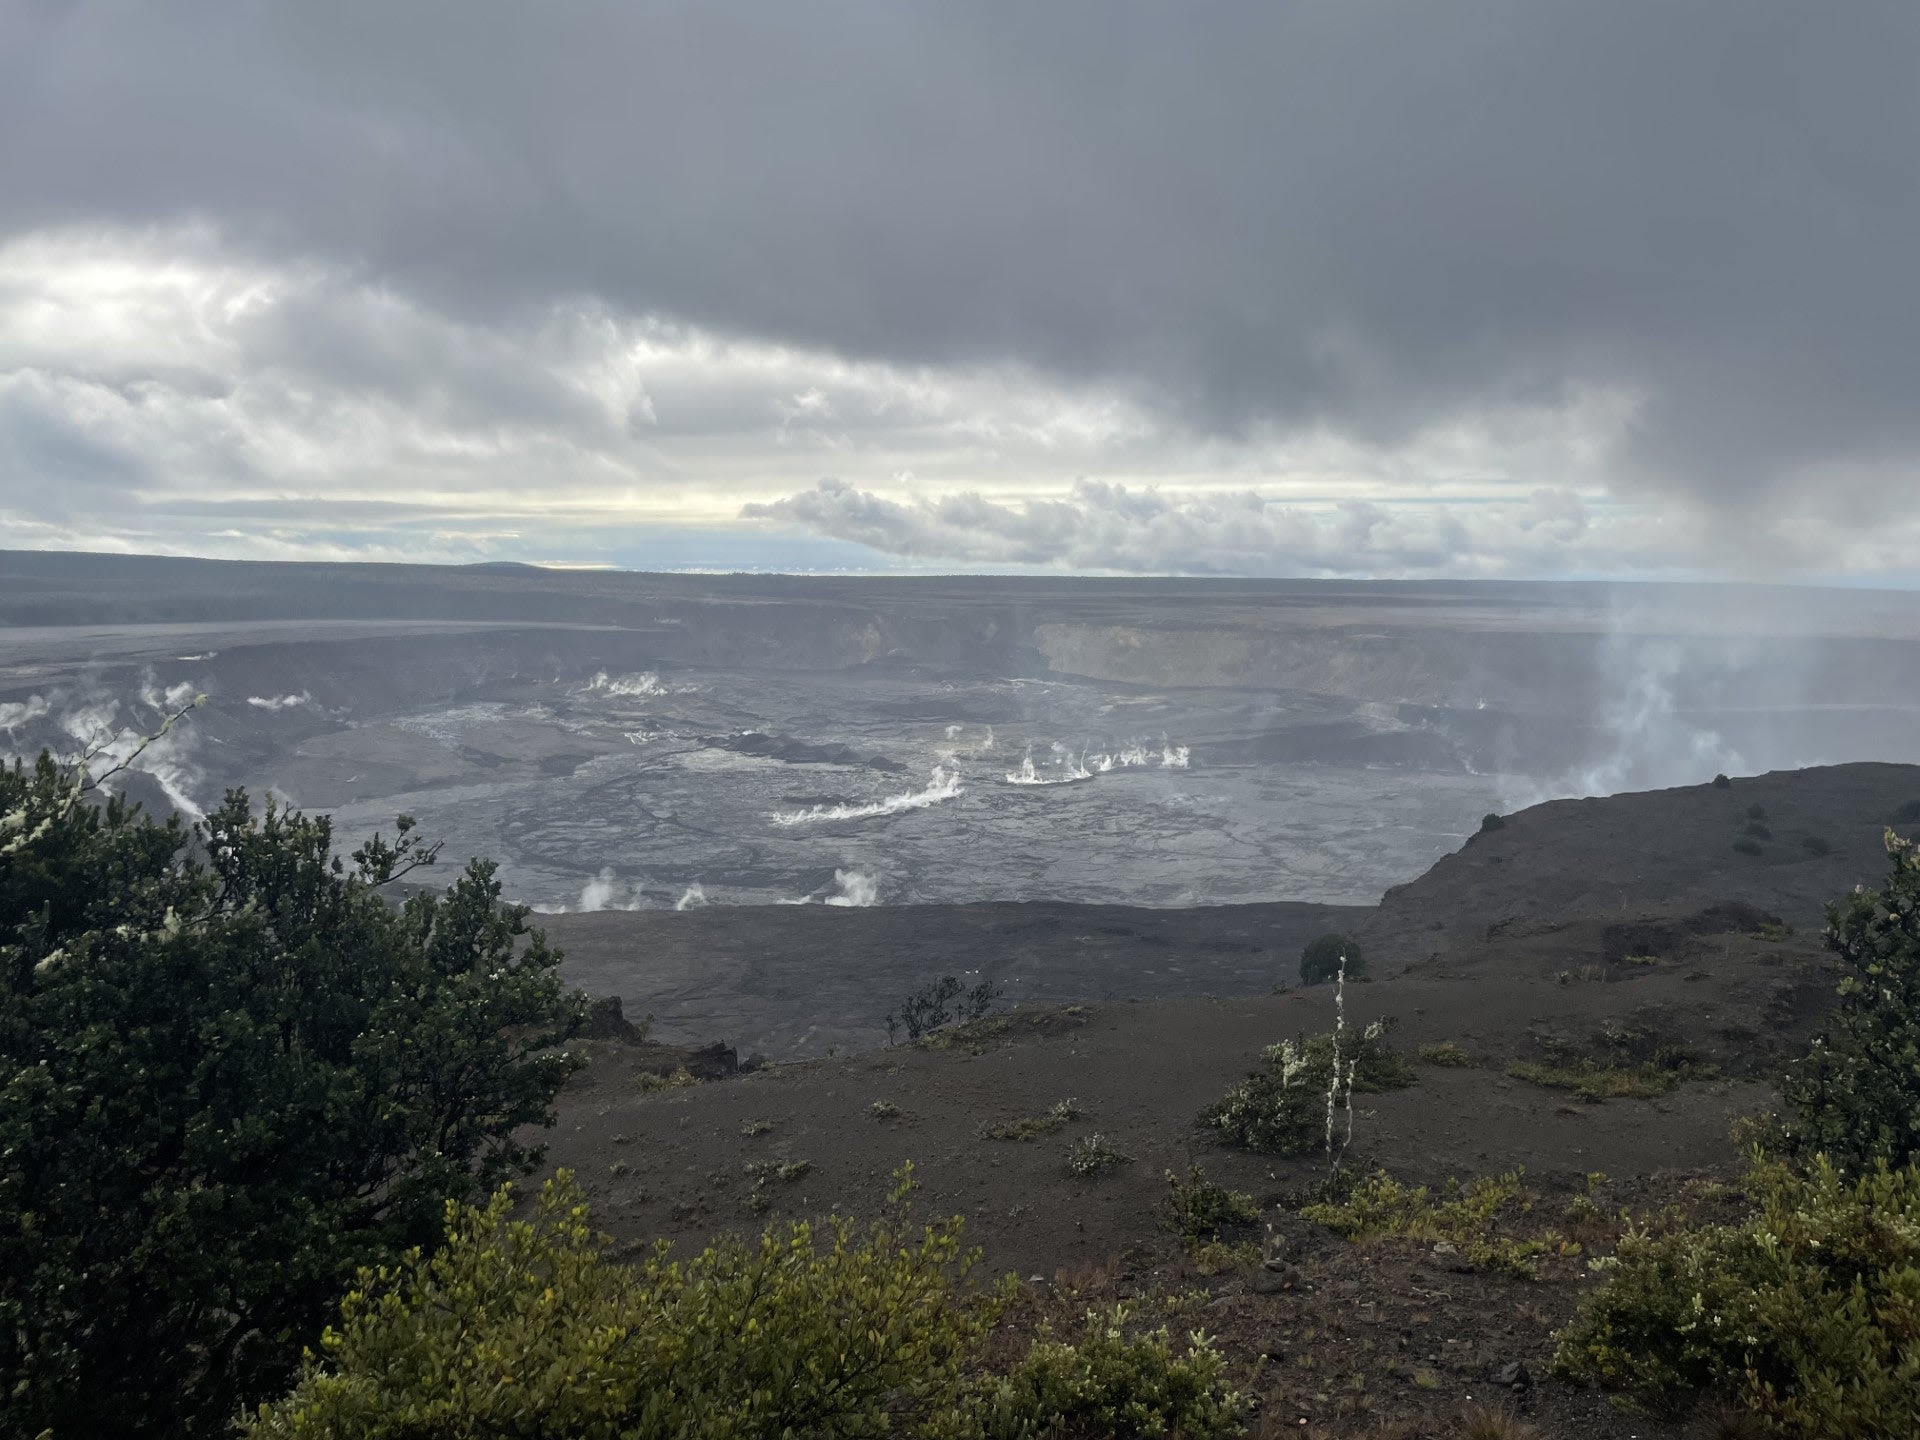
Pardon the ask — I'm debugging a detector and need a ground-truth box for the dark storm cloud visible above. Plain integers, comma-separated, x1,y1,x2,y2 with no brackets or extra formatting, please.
4,1,1918,529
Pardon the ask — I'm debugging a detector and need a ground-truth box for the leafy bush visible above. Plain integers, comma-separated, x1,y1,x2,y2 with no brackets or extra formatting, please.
1784,830,1920,1171
1479,812,1507,833
1553,1154,1920,1437
1419,1040,1476,1067
1303,1169,1562,1279
250,1168,994,1440
888,974,1000,1043
950,1305,1250,1440
251,1171,1250,1440
1159,1166,1260,1246
1299,932,1365,985
1200,1021,1413,1155
1712,773,1732,788
0,756,584,1439
1066,1132,1131,1177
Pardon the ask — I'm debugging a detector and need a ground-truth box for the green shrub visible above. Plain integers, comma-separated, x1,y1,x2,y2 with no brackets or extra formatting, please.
888,974,1000,1043
1159,1166,1260,1246
1066,1133,1131,1177
249,1168,995,1440
1479,812,1507,833
1299,932,1365,985
949,1305,1250,1440
1200,1022,1413,1155
1303,1169,1561,1279
0,756,584,1439
1418,1040,1476,1067
1799,834,1832,856
1553,1154,1920,1437
1784,830,1920,1171
251,1171,1250,1440
1712,773,1732,788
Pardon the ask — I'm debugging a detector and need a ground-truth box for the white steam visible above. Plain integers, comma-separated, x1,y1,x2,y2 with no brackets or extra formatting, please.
247,692,312,712
1003,736,1191,785
822,868,880,906
582,671,694,698
770,765,965,826
673,882,709,911
0,694,51,731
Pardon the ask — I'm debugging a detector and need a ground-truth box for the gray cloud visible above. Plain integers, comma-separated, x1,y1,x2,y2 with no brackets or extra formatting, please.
3,2,1918,573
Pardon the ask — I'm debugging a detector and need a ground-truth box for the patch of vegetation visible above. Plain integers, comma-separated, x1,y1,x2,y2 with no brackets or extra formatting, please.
887,974,1001,1044
956,1304,1251,1440
1747,803,1768,821
0,747,585,1440
1066,1133,1131,1178
1732,837,1765,856
1784,829,1920,1170
1505,1052,1714,1102
1557,961,1610,984
1299,932,1366,985
1712,772,1732,788
1303,1169,1566,1280
636,1065,698,1092
869,1099,903,1120
983,1097,1082,1141
1479,812,1507,833
1553,1154,1920,1438
739,1118,774,1136
1799,833,1832,856
1159,1165,1260,1247
1743,820,1773,840
1417,1040,1475,1067
1201,1021,1414,1155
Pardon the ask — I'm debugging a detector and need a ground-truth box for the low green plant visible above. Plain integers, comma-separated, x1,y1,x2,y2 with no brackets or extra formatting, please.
887,974,1000,1044
248,1168,994,1439
1200,1020,1413,1156
869,1099,903,1120
636,1065,697,1093
947,1305,1250,1440
1418,1040,1475,1067
739,1118,774,1136
1066,1133,1130,1178
1553,1153,1920,1438
1303,1169,1563,1279
982,1098,1081,1141
1506,1053,1714,1102
1159,1166,1260,1247
1479,812,1507,833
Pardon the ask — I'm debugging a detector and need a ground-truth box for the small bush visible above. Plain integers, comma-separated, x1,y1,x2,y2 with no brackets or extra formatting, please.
1799,833,1832,856
248,1168,993,1439
739,1118,774,1136
1732,837,1764,856
1299,932,1365,986
1712,773,1732,788
1159,1166,1260,1247
1746,803,1768,821
1066,1133,1131,1178
1552,1154,1920,1438
869,1099,902,1120
951,1305,1250,1440
1201,1022,1414,1155
1506,1055,1713,1103
1479,812,1507,833
982,1098,1081,1142
1418,1040,1476,1067
1303,1169,1563,1280
636,1065,697,1093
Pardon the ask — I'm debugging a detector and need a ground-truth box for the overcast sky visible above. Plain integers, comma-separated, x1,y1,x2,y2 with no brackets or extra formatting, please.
2,2,1916,580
